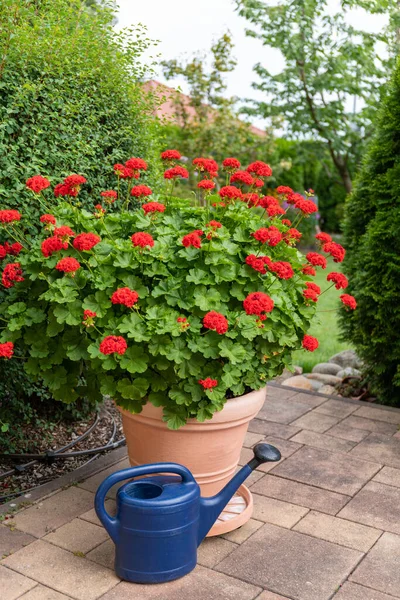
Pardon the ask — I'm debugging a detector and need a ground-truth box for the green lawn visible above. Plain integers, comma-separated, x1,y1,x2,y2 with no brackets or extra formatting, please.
292,256,352,372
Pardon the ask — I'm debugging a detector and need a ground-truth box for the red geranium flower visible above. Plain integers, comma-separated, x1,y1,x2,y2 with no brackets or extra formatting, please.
130,185,152,198
218,186,243,201
131,232,154,248
252,226,282,247
327,272,348,290
161,149,181,161
302,335,319,351
276,186,293,195
99,335,127,356
286,192,304,205
259,196,278,208
182,231,202,248
198,377,218,390
26,175,51,193
193,158,218,174
4,242,23,256
254,179,264,188
54,226,75,240
55,257,81,273
111,287,139,308
164,166,189,179
73,233,101,251
40,214,56,225
0,210,21,224
295,198,318,214
303,289,319,302
244,193,261,206
281,219,292,226
222,157,241,170
270,261,294,279
203,311,228,334
246,161,272,178
340,294,357,310
100,190,118,202
142,202,166,214
0,245,6,260
230,171,254,186
64,174,87,189
323,241,346,263
94,204,106,216
54,183,78,197
125,157,148,171
41,236,67,257
198,179,216,190
113,164,136,179
207,220,222,229
246,254,267,274
0,342,14,359
302,265,316,276
306,252,327,269
268,204,285,217
306,282,321,295
83,310,96,327
2,263,24,288
315,232,332,244
243,292,274,317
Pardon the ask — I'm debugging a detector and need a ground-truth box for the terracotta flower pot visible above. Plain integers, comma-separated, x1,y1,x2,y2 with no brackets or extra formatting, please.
118,386,266,497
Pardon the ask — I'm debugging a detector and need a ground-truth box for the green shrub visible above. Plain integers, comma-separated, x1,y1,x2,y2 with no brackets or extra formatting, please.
340,57,400,405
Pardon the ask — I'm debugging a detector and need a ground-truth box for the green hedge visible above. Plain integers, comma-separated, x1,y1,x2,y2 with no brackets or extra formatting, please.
340,57,400,405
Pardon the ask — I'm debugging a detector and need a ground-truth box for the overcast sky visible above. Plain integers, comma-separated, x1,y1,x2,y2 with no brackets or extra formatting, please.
116,0,388,128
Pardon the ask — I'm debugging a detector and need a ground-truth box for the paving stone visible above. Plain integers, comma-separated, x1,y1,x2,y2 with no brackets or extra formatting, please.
290,411,341,433
43,518,108,554
258,436,302,458
256,592,291,600
294,511,382,552
78,457,130,498
243,432,265,447
315,399,359,418
340,415,399,435
247,419,301,440
222,519,263,544
197,537,237,568
273,446,380,495
256,397,311,424
0,525,36,557
2,540,119,600
12,487,95,538
266,386,299,400
19,585,72,600
338,481,400,534
252,493,308,527
326,422,370,443
217,523,362,600
251,474,350,515
290,430,355,453
0,565,37,600
288,392,328,407
86,539,115,570
98,564,261,599
373,465,400,488
350,532,400,597
354,405,400,425
79,498,116,527
333,581,396,600
350,433,400,468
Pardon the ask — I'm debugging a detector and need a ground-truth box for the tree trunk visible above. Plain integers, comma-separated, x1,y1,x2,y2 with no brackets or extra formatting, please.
338,163,353,194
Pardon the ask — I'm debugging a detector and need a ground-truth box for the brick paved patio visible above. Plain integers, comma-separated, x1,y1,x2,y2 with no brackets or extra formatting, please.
2,384,400,600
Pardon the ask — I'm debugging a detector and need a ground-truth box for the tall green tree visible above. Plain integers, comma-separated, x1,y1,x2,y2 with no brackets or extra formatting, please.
235,0,398,193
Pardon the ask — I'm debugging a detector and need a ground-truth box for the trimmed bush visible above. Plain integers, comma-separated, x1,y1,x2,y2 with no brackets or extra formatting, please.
340,57,400,405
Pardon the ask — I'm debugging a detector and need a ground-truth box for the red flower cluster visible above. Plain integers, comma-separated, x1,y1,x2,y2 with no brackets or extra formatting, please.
73,233,101,251
111,287,139,308
131,185,152,198
276,186,293,195
306,252,327,269
252,226,282,246
254,179,264,188
302,335,319,352
182,231,203,248
142,202,165,214
64,174,87,188
219,186,243,201
246,161,272,178
56,257,80,273
99,335,127,356
198,179,216,190
207,220,222,229
131,232,154,248
267,204,285,217
41,236,67,257
340,294,357,310
161,149,181,161
40,214,56,225
284,228,302,244
203,311,228,334
281,219,291,226
2,263,24,288
0,341,14,359
302,265,316,276
222,157,241,171
303,281,321,302
270,261,294,280
94,204,106,216
230,171,254,186
323,241,346,263
193,158,218,174
125,157,148,171
244,193,261,206
113,164,136,179
327,272,348,290
164,166,189,179
26,175,51,193
83,310,96,326
0,242,23,259
198,377,218,390
246,254,267,274
101,190,118,202
54,226,75,240
0,245,5,260
295,198,318,214
243,292,274,317
315,232,332,244
54,175,86,197
0,210,21,224
177,316,190,329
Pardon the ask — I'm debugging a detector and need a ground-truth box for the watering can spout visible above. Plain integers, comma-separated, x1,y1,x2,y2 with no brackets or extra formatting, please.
197,443,281,544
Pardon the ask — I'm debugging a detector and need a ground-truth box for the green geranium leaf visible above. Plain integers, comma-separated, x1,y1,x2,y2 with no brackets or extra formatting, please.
193,286,221,311
117,377,148,399
119,346,148,374
41,366,68,391
218,339,248,364
99,375,117,396
83,291,111,317
7,302,26,315
169,388,192,406
118,313,150,342
186,268,211,285
94,242,113,256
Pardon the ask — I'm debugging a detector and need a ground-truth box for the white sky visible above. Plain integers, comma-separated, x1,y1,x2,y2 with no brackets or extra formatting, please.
116,0,388,128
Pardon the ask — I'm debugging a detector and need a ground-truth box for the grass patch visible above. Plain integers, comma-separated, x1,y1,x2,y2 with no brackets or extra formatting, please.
292,256,352,372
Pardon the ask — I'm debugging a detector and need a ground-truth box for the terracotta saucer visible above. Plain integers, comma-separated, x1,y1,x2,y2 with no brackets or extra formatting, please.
206,484,253,537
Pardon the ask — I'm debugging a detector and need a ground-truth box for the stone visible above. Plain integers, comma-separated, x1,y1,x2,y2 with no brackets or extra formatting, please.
338,481,400,534
273,446,380,495
79,498,116,527
43,518,108,554
247,419,301,440
99,565,261,600
265,385,298,400
306,373,342,386
327,422,370,443
254,435,302,458
349,433,400,468
329,350,362,369
86,539,114,570
217,523,362,600
334,582,396,600
315,399,358,418
197,537,237,568
354,405,400,425
350,532,400,597
282,375,313,390
336,367,361,379
252,493,309,528
319,385,336,395
290,411,341,433
373,466,400,488
243,432,265,448
2,540,119,600
17,585,71,600
290,430,355,453
0,565,36,600
341,415,398,435
309,379,324,391
293,365,303,375
256,396,311,425
78,457,129,497
0,525,35,558
251,474,349,515
312,362,342,375
287,392,327,407
222,519,263,544
257,592,290,600
293,511,382,552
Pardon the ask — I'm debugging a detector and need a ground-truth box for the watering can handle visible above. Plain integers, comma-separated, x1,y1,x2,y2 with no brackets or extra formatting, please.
94,462,193,543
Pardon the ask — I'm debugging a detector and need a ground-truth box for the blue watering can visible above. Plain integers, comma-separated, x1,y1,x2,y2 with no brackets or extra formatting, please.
95,443,281,584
